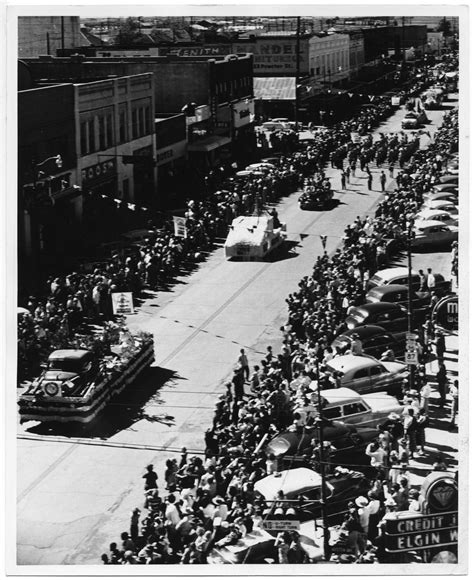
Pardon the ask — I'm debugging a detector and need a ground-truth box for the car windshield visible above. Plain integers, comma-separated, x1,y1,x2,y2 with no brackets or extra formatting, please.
351,311,367,323
47,359,85,373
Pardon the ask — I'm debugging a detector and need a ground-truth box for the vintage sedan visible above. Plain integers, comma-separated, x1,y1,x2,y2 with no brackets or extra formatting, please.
320,387,404,429
207,522,325,564
365,284,432,311
254,467,370,523
331,325,406,359
421,200,458,214
423,191,458,204
345,302,416,333
430,183,458,194
265,420,377,464
401,110,427,129
324,354,408,398
411,220,459,249
415,209,458,227
438,174,458,184
367,267,450,294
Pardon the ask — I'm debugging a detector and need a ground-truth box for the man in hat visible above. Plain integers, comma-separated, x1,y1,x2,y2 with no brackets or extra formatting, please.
232,367,245,401
355,495,370,535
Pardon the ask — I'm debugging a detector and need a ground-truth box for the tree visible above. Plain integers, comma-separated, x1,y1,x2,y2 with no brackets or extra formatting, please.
437,17,452,37
114,17,144,45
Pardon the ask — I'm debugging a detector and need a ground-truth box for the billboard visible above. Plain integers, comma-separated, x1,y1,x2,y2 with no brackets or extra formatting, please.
232,38,309,75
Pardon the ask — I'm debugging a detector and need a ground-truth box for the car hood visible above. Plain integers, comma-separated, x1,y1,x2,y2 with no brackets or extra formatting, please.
367,393,404,413
39,371,80,383
382,361,407,374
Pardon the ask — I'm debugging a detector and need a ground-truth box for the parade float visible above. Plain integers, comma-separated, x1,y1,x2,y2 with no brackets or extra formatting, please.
18,325,154,423
224,214,287,260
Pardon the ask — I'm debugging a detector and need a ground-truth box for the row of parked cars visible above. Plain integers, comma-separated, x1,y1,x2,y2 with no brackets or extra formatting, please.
411,155,459,248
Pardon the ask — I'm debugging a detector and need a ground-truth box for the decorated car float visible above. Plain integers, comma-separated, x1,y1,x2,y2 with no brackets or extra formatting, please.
18,329,154,423
298,183,334,210
224,215,287,260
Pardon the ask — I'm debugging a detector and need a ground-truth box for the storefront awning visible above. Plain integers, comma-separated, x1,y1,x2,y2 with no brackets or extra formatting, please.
187,135,232,152
254,77,296,101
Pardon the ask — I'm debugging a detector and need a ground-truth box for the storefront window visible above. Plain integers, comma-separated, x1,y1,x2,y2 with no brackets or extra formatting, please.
98,116,106,150
80,121,88,155
119,108,127,143
87,119,95,153
106,113,113,148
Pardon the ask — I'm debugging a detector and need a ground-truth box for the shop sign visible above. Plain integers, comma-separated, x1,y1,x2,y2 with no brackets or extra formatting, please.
111,292,134,315
422,474,458,513
233,99,255,128
185,105,211,126
156,140,187,167
159,45,231,57
384,511,457,553
232,38,309,75
262,518,300,532
385,527,458,553
432,295,458,333
81,159,116,183
173,216,187,238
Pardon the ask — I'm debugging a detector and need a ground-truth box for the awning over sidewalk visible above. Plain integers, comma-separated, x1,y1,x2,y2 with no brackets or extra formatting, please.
254,77,296,101
187,135,232,152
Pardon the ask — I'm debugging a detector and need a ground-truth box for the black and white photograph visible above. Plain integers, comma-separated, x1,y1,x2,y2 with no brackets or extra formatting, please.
3,1,469,575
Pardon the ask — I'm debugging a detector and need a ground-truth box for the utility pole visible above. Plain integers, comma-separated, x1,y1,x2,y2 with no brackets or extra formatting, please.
61,16,65,51
406,216,415,391
295,16,301,130
315,357,331,561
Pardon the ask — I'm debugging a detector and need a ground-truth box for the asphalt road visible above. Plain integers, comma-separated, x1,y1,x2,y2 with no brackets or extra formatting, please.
16,96,459,566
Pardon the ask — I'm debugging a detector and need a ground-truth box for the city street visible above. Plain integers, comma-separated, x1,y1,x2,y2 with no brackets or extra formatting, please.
16,96,459,565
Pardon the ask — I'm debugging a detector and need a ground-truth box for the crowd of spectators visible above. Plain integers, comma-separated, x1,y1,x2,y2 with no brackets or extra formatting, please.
17,90,415,382
101,60,459,564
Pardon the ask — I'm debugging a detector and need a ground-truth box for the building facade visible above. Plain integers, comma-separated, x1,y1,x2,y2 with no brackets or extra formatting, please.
75,73,156,205
308,32,351,83
22,54,255,169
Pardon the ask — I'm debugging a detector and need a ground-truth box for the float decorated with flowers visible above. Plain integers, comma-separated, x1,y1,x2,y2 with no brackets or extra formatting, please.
18,325,154,423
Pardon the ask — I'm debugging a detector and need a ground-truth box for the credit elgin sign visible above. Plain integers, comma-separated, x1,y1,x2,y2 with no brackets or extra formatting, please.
384,511,458,553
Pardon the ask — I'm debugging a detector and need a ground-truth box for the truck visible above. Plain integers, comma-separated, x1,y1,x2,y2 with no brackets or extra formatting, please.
18,331,154,423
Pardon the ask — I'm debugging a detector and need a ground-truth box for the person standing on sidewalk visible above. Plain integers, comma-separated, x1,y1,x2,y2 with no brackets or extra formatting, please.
449,380,459,430
238,348,250,381
389,163,394,178
436,361,447,408
380,171,387,192
435,330,446,363
345,164,351,184
367,170,373,191
341,170,346,190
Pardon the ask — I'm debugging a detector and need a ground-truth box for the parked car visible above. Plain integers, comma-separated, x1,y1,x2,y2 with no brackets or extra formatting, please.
254,467,370,524
411,220,459,249
415,209,458,226
345,302,417,333
430,183,458,194
331,325,406,359
423,191,458,204
265,420,376,462
320,388,404,429
207,522,324,564
422,199,458,214
324,354,408,398
367,267,450,293
438,174,458,184
365,284,432,311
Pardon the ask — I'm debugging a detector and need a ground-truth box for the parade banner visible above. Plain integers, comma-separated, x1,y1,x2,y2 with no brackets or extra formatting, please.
111,292,134,315
173,216,188,238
